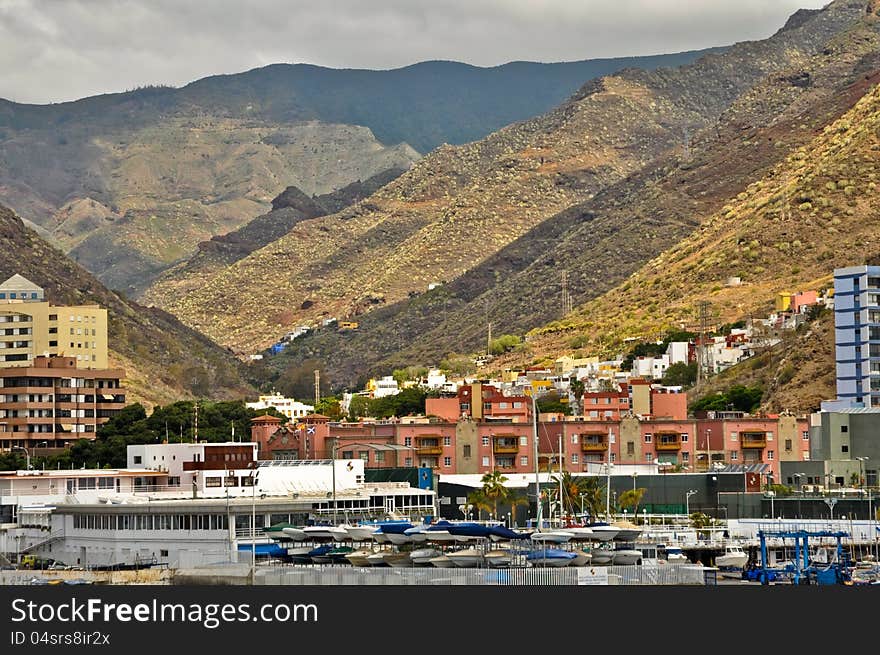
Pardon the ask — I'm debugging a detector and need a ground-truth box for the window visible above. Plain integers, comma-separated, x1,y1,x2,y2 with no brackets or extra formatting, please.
160,550,169,558
519,436,527,446
681,433,688,442
767,450,774,460
841,445,849,453
626,442,634,455
205,477,221,488
767,432,774,441
133,455,142,464
443,456,451,467
375,451,385,463
730,451,738,461
513,402,523,409
405,457,412,467
520,456,528,466
682,452,689,462
463,445,471,458
572,454,579,464
644,453,652,462
482,456,490,467
482,436,489,446
644,433,652,443
610,453,616,462
359,451,369,461
342,450,353,459
571,434,578,444
460,403,470,411
784,439,792,452
841,425,848,433
498,402,508,409
404,437,411,447
802,431,809,440
443,436,451,446
483,402,492,411
730,432,738,441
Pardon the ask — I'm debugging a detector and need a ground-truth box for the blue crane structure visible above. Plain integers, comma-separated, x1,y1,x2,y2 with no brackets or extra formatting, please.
745,527,852,585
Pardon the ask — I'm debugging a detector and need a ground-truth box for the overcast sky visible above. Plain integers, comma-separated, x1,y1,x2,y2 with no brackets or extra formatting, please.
0,0,832,104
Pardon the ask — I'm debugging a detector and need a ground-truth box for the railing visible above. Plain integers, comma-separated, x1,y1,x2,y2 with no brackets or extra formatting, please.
415,446,443,456
655,440,682,451
740,434,767,448
20,530,65,553
581,442,607,452
252,563,710,586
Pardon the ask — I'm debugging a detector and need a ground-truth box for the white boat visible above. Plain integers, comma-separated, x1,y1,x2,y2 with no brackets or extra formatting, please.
383,552,413,568
530,530,574,544
588,525,620,542
366,552,390,567
425,530,455,542
281,527,307,541
404,526,430,543
386,533,413,545
663,546,688,563
302,526,335,540
429,555,455,568
447,548,484,568
527,549,577,567
569,550,593,567
344,549,375,567
344,525,380,541
611,523,642,542
563,527,594,541
287,545,314,559
485,549,513,568
410,548,442,566
590,546,614,565
329,526,351,542
715,545,749,569
612,549,643,565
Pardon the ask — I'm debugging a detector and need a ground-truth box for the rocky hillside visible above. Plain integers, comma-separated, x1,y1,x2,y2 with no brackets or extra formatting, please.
163,0,871,387
0,204,255,408
0,52,717,296
147,168,407,300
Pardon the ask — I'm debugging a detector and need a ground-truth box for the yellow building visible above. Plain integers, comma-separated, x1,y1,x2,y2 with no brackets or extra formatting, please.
776,292,792,312
0,275,108,370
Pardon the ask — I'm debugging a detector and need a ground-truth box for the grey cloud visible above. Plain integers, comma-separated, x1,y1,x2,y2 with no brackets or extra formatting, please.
0,0,831,103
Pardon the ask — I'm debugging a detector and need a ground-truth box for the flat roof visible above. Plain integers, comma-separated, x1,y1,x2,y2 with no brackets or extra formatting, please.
0,469,165,479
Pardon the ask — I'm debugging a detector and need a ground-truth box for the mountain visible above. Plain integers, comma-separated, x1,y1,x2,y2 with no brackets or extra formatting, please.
147,167,408,299
0,51,719,296
150,0,872,390
0,203,256,408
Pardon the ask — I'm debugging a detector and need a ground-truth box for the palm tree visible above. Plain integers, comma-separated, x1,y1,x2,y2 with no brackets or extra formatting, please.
551,471,605,521
506,492,529,527
618,488,647,518
480,470,511,519
466,489,492,520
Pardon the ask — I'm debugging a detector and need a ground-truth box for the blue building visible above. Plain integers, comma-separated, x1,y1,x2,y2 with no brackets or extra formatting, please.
833,265,880,408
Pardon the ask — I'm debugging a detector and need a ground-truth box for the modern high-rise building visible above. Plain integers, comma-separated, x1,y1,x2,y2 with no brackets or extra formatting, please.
0,274,108,369
833,265,880,408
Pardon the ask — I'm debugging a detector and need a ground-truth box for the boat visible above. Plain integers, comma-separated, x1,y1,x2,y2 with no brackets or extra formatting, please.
526,549,577,568
590,546,614,565
329,526,351,542
281,527,307,541
383,552,413,568
562,526,594,541
386,532,413,545
447,547,485,567
715,544,749,570
488,525,529,541
307,544,335,563
410,548,442,566
344,549,375,567
611,548,643,565
375,521,415,545
587,523,620,542
485,549,513,568
326,546,354,563
569,550,593,567
302,525,336,541
365,552,390,567
611,521,642,542
662,545,688,563
287,545,315,563
404,526,430,542
530,530,575,544
428,554,455,568
344,525,379,541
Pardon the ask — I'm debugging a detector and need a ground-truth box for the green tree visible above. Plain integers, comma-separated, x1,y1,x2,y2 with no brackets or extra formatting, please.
569,378,585,416
489,334,521,355
551,472,604,520
661,362,697,388
535,390,571,415
347,395,371,421
466,489,493,520
480,470,512,519
315,397,344,420
618,488,647,516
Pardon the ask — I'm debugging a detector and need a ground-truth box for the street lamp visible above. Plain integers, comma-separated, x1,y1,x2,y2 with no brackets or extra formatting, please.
705,428,712,472
632,471,638,494
685,489,698,518
824,497,838,522
11,446,31,471
250,466,260,583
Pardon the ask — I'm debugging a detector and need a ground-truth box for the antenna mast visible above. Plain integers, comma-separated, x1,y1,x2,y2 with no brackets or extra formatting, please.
314,370,321,407
561,270,573,316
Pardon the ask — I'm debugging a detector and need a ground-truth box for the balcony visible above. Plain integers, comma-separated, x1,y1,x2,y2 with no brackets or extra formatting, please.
655,434,682,451
415,439,443,456
493,437,519,454
740,433,767,449
581,436,608,452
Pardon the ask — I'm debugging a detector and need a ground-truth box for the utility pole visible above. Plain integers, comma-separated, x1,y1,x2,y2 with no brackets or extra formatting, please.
561,270,573,316
314,370,320,407
487,321,492,357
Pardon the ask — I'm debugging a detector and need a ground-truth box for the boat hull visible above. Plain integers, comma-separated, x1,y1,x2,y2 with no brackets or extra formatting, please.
429,556,455,568
612,550,643,565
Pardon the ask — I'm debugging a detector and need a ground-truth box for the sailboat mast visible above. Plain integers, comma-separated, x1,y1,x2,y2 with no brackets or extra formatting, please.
605,426,612,520
532,387,542,530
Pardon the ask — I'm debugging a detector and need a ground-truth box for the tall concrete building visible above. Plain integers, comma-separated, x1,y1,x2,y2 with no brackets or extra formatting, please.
0,275,108,369
832,265,880,408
